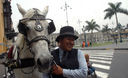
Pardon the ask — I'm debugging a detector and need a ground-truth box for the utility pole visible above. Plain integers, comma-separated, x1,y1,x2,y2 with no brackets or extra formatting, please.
61,2,71,26
78,19,82,33
82,25,86,43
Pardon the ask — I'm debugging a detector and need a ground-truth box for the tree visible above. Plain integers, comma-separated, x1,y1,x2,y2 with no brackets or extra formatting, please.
82,26,86,43
101,24,111,41
85,19,100,45
104,2,128,42
115,23,125,32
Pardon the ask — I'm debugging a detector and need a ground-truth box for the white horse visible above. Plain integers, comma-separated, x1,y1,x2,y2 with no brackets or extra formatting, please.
12,4,56,78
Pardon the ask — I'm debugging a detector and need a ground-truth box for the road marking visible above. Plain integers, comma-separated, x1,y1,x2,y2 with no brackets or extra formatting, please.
90,59,112,64
91,55,113,57
92,63,110,70
95,70,108,78
90,57,113,60
95,53,114,55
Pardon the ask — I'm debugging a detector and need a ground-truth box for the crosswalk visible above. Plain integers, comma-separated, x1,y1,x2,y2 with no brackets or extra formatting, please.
83,50,114,78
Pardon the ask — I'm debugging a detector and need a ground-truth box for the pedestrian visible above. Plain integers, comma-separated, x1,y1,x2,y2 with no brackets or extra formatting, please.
82,41,85,48
90,42,92,46
51,26,88,78
87,41,90,47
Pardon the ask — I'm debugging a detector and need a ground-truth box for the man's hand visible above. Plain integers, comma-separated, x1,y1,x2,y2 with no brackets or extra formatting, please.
52,65,63,75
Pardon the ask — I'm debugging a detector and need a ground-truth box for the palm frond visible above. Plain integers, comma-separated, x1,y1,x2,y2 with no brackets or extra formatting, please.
102,25,111,33
104,12,114,19
94,28,100,31
116,2,122,9
108,3,116,9
85,19,100,32
117,8,128,15
85,26,91,32
104,8,113,12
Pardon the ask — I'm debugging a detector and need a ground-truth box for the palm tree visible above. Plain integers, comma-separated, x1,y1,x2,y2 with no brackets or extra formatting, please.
115,23,125,31
104,2,128,42
101,24,111,41
104,2,128,25
85,19,100,45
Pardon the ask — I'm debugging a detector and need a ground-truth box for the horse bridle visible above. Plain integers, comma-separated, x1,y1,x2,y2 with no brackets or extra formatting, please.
18,8,55,46
15,9,56,74
26,36,50,46
18,25,51,74
16,36,51,74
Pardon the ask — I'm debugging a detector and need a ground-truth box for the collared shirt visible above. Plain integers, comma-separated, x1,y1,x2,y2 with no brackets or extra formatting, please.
43,48,88,78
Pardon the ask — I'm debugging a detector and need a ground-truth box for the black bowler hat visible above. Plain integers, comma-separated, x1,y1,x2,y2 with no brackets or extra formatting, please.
56,26,78,42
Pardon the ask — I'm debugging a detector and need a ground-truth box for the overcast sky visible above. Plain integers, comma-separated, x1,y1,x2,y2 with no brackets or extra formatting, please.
11,0,128,33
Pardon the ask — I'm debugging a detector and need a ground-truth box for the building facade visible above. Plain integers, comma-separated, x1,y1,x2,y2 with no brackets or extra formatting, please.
50,31,114,47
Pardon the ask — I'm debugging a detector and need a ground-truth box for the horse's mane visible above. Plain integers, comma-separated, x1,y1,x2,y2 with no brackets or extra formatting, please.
23,8,47,19
13,33,33,59
15,33,26,50
23,9,40,19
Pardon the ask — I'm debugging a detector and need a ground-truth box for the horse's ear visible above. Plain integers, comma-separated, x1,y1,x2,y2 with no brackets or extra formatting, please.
17,3,26,16
48,20,56,34
42,6,49,17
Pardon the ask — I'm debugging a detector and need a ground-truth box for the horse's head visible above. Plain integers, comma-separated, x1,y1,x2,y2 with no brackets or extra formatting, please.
17,4,55,73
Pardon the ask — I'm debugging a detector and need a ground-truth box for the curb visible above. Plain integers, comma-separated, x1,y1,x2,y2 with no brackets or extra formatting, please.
80,48,128,50
114,48,128,50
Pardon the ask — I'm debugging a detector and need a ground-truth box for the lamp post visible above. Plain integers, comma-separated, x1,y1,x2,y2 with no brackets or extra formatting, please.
78,19,82,33
82,26,86,43
117,23,122,43
61,2,71,26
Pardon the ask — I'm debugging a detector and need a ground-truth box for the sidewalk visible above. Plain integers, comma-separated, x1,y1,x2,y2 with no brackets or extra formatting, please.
80,42,128,50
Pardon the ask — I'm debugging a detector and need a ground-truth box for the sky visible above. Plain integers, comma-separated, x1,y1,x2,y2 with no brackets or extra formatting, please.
11,0,128,34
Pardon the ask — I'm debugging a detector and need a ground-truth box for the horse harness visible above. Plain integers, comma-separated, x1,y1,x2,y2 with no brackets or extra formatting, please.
5,9,56,74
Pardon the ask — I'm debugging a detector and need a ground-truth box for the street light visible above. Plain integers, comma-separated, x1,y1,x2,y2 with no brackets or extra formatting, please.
82,25,86,43
78,19,82,33
61,2,72,26
117,23,123,42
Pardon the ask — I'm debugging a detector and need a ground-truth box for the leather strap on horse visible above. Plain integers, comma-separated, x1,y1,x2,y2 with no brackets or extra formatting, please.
26,36,50,45
4,58,35,69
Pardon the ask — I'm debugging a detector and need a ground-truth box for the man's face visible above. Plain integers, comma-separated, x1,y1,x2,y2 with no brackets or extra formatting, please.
59,36,75,51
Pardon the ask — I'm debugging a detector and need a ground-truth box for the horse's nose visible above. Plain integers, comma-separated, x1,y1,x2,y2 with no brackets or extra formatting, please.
37,57,53,67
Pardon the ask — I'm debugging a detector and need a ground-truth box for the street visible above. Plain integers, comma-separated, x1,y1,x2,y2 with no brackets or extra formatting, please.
109,50,128,78
82,49,128,78
83,50,114,78
0,42,128,78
